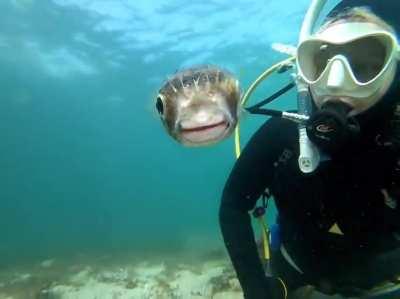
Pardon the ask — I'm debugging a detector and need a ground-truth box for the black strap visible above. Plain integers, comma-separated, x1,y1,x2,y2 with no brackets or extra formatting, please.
246,82,296,111
246,108,283,117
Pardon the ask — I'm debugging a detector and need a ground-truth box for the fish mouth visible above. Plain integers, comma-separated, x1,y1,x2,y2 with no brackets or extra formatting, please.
179,120,231,145
181,120,228,132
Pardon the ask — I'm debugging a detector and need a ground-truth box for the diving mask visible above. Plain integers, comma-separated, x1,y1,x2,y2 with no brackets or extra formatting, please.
297,22,400,115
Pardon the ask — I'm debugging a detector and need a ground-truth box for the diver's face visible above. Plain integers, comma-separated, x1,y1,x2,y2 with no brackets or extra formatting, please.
302,21,398,116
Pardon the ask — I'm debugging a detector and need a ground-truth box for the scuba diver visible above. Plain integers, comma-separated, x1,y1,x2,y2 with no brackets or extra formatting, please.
219,0,400,298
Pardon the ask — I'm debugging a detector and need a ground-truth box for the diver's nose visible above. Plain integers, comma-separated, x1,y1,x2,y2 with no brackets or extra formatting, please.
326,59,347,91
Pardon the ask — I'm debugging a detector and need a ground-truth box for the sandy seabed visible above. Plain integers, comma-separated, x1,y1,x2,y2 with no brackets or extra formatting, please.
0,249,345,299
0,251,244,299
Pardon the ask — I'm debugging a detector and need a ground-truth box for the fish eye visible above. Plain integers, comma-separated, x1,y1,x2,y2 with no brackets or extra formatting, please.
156,95,164,116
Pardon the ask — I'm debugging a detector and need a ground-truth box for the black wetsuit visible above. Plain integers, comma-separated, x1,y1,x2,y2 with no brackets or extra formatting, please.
219,116,400,298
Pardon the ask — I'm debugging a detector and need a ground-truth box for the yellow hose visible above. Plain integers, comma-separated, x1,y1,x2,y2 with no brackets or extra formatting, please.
258,217,270,260
234,57,295,299
277,277,288,299
235,56,296,158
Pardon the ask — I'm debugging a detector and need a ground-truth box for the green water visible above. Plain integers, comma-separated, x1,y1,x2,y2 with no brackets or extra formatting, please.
0,0,343,298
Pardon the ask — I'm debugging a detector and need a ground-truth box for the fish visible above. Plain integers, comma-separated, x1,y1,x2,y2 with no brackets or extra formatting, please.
156,65,241,147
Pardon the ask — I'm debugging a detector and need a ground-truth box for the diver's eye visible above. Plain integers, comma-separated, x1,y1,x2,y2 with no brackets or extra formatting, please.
156,96,164,115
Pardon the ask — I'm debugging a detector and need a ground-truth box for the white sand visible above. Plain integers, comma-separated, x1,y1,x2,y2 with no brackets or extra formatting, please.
0,254,346,299
0,256,243,299
46,260,243,299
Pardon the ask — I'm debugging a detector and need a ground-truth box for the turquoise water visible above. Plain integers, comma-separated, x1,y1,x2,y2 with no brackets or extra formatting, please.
0,0,341,297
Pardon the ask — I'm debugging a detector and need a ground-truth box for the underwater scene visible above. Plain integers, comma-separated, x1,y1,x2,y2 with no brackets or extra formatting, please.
0,0,357,298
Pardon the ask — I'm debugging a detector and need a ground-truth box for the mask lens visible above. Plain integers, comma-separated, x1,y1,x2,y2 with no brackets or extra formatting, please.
345,35,390,83
299,34,394,83
313,43,332,81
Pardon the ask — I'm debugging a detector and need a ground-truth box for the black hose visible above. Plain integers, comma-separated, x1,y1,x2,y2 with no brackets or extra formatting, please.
246,82,295,111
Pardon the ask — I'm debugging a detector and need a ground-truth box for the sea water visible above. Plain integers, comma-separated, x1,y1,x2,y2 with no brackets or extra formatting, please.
0,0,341,298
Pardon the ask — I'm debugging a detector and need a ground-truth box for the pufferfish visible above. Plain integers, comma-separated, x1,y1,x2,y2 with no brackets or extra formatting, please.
155,65,241,146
